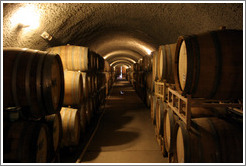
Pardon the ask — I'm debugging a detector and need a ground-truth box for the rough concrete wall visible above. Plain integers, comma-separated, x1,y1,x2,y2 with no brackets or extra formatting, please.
3,3,243,63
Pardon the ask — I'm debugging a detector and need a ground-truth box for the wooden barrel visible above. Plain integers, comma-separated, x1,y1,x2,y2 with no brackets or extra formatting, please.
92,94,99,114
94,74,98,92
175,117,243,163
86,97,94,124
104,61,110,72
78,104,87,133
174,29,243,100
163,107,227,154
4,121,49,163
3,48,64,118
81,72,89,100
44,113,62,158
99,86,106,105
87,74,93,95
152,51,158,83
158,44,176,83
146,90,152,108
150,94,157,125
98,55,105,72
143,55,152,72
60,107,80,146
155,99,166,136
63,71,83,106
47,45,91,72
146,71,153,92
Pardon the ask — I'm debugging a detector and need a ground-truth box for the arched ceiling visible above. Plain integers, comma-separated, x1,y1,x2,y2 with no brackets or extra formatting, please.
107,56,136,64
110,60,133,67
3,3,243,67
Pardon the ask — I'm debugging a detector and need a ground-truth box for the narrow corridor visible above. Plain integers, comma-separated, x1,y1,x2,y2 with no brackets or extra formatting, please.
81,80,168,163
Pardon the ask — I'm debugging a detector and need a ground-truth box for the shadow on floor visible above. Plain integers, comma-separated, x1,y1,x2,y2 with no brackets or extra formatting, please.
82,80,143,162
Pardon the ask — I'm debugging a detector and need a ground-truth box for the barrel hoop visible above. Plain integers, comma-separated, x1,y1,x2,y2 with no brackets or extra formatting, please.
71,46,75,70
75,72,80,103
190,35,201,95
71,72,76,104
209,32,222,98
178,121,190,162
12,50,25,106
36,53,46,115
159,101,164,136
66,46,69,70
42,54,56,115
71,109,77,142
64,109,70,143
166,108,174,152
25,51,37,115
68,109,73,143
183,36,194,95
206,118,221,162
61,108,67,143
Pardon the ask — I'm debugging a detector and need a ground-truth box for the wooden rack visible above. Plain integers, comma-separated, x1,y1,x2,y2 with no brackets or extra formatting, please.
167,87,243,129
155,81,175,102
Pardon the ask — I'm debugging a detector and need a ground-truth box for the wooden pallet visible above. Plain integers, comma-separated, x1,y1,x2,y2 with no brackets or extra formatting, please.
167,87,243,129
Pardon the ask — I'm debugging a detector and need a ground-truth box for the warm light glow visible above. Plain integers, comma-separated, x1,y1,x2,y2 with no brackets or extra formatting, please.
10,5,40,30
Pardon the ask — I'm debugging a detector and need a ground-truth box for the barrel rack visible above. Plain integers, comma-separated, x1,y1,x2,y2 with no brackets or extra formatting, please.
154,81,175,102
167,87,243,129
154,81,243,130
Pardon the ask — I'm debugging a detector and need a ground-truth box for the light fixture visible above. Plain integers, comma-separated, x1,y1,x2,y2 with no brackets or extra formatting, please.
41,31,53,41
10,4,40,30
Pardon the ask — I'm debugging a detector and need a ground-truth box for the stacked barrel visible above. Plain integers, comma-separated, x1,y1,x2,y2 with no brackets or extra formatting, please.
150,29,243,163
103,60,116,95
126,55,152,107
127,64,136,88
3,48,64,162
47,45,107,149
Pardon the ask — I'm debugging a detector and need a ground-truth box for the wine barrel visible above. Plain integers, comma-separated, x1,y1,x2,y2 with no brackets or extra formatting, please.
104,61,111,72
99,86,106,105
86,97,94,124
81,72,89,100
78,104,87,133
152,51,158,84
60,107,80,146
175,117,243,163
87,74,93,95
174,29,243,100
146,90,152,108
158,44,176,83
155,99,165,136
4,121,49,163
63,71,83,106
98,55,105,72
3,48,64,118
47,45,91,72
164,107,227,154
150,94,157,125
44,113,62,157
146,71,153,92
94,74,98,92
143,55,152,72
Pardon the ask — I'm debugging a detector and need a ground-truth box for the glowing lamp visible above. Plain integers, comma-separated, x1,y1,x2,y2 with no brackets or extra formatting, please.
10,5,40,30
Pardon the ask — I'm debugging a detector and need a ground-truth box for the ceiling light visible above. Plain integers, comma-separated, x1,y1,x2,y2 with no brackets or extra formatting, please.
10,5,40,30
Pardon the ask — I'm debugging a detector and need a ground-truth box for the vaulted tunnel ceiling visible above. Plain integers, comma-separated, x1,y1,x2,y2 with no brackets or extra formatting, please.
3,3,243,67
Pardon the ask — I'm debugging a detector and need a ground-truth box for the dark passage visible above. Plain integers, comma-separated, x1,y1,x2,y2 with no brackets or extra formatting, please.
81,80,167,163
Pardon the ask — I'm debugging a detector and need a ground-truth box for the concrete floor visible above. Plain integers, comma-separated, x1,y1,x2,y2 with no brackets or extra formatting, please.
81,80,168,163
